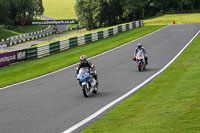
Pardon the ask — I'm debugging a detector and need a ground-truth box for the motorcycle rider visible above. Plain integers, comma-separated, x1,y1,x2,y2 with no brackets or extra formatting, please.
76,55,98,85
133,43,148,65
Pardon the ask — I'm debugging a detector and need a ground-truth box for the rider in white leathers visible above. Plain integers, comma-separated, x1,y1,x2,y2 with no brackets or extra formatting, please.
133,43,148,64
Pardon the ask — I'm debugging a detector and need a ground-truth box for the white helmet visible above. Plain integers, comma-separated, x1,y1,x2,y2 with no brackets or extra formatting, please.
137,43,142,47
80,55,87,64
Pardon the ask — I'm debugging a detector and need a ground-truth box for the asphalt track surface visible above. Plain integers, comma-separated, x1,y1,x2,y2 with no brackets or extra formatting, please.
0,23,199,133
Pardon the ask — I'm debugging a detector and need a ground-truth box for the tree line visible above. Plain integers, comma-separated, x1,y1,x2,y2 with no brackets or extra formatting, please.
0,0,44,26
75,0,200,30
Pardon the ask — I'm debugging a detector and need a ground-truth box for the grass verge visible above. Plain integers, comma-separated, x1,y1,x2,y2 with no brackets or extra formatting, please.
0,27,20,39
144,13,200,25
0,25,163,88
43,0,77,19
15,25,48,33
0,25,48,39
81,34,200,133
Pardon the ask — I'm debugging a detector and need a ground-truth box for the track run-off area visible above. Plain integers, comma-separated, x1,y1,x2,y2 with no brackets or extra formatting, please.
0,23,199,133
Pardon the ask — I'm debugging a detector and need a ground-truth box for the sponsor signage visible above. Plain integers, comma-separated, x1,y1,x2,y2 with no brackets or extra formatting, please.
15,19,78,26
0,50,26,67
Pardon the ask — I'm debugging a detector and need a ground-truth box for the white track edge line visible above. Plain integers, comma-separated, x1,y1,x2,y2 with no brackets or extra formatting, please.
62,30,200,133
0,25,169,91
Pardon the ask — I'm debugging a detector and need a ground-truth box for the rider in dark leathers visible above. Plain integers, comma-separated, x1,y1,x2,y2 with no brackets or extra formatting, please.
76,55,98,85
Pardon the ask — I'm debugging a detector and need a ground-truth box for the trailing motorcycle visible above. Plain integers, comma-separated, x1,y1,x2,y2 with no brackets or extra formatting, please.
77,68,98,97
133,51,146,72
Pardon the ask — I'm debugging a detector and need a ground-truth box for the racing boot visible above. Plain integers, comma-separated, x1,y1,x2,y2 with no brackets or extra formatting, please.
93,74,99,85
145,57,148,65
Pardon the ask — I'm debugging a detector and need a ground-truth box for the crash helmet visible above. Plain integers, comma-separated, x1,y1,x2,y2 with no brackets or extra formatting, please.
137,43,142,49
80,55,87,64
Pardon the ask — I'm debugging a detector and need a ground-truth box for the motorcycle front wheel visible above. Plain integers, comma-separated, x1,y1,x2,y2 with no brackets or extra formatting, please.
138,66,142,71
82,85,90,97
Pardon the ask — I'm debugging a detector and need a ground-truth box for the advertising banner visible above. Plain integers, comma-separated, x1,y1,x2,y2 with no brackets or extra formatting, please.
15,19,78,26
0,50,27,67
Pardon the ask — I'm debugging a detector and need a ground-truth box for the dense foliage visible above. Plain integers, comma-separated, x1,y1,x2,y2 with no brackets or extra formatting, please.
0,0,44,25
75,0,200,30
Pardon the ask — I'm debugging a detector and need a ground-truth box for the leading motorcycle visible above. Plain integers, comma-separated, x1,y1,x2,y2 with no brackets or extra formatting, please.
77,68,98,97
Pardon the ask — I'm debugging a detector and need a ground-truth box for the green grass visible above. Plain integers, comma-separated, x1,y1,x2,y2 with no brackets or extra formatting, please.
0,27,20,39
81,34,200,133
144,13,200,25
15,25,48,33
0,25,163,88
0,25,48,39
43,0,77,19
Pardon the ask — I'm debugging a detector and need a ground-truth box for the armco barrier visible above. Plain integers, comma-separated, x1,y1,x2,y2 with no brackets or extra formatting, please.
108,28,114,37
50,41,60,54
69,37,78,48
0,20,143,67
92,32,98,41
60,39,69,51
0,25,71,47
103,30,109,38
122,25,126,32
0,26,52,46
126,24,129,31
139,21,143,26
118,25,122,33
77,36,85,46
136,21,139,27
85,34,92,44
129,23,133,30
97,31,104,40
26,47,37,60
132,21,136,28
113,27,118,35
37,44,49,58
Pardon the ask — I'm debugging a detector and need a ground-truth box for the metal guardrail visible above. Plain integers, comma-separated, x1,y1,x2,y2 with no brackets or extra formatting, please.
0,20,143,67
0,25,70,47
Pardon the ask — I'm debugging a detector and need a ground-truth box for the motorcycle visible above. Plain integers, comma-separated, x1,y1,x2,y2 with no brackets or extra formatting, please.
77,68,98,97
133,51,146,72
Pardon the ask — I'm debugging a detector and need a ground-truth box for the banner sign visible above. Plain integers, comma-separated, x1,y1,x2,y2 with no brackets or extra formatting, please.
15,19,78,26
0,50,27,67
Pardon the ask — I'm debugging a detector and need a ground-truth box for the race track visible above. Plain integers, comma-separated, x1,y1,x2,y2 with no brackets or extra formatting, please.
0,23,199,133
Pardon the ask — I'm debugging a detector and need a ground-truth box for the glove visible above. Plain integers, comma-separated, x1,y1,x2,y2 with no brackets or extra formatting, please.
133,56,136,61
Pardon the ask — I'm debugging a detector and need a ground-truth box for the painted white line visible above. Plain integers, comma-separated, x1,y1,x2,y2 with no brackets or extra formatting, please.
0,25,169,91
62,30,200,133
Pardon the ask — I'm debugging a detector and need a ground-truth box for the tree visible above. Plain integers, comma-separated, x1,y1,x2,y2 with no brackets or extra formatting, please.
75,0,95,30
75,0,200,29
0,0,9,25
0,0,44,25
75,0,123,29
35,0,44,17
91,0,107,27
121,0,149,21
